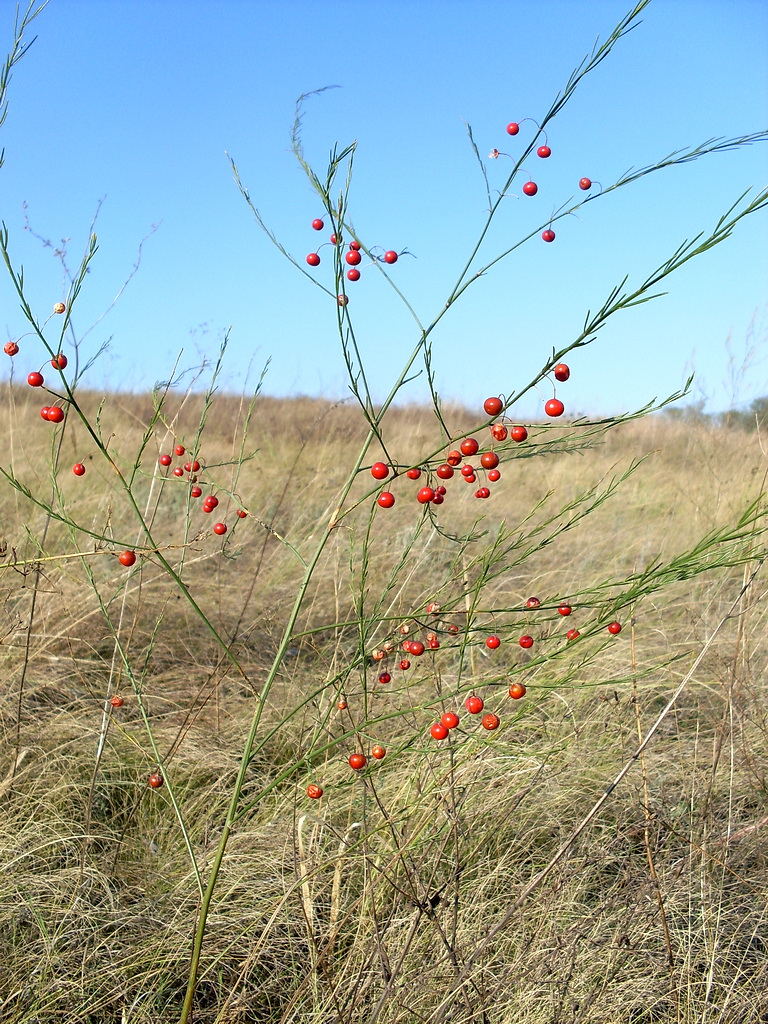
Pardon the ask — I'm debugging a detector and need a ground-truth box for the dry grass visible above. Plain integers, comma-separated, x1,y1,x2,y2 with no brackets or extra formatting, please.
1,391,767,1024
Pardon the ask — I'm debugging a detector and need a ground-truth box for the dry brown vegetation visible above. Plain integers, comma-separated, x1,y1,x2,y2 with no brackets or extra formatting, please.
1,390,767,1024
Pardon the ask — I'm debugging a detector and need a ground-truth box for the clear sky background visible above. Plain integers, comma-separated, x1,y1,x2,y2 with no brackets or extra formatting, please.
0,0,766,417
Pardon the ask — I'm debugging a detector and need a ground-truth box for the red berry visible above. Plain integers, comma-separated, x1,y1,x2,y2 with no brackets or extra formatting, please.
72,463,85,476
483,397,503,417
187,460,201,472
159,454,172,467
173,467,184,477
417,487,435,504
465,695,484,714
441,712,460,730
236,508,247,518
384,251,398,264
487,469,501,482
4,341,19,356
409,640,425,657
508,682,526,700
541,229,556,243
460,438,479,456
337,699,348,709
307,783,323,798
148,772,164,789
174,444,185,456
204,495,219,508
46,406,64,423
349,240,361,251
406,467,421,480
510,425,528,442
27,371,44,387
579,177,592,190
311,218,324,230
558,604,572,616
553,363,570,382
526,597,541,609
330,233,340,244
537,145,551,158
607,621,622,635
545,399,564,418
399,659,411,671
436,464,454,480
430,722,449,740
347,268,360,281
345,250,361,266
40,407,50,420
118,550,137,567
51,353,67,369
482,713,500,731
371,462,389,480
371,744,387,760
486,635,501,650
480,452,499,470
522,181,538,196
566,628,580,640
378,671,391,684
190,486,202,498
213,522,227,535
519,635,534,649
306,253,320,266
490,423,508,441
506,122,519,135
377,491,395,508
446,450,462,466
348,753,367,770
109,694,124,708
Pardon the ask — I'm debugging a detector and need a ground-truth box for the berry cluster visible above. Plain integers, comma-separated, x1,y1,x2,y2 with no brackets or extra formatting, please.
489,119,598,242
305,219,404,302
22,358,70,424
19,333,250,572
372,367,571,509
156,443,248,540
313,596,625,792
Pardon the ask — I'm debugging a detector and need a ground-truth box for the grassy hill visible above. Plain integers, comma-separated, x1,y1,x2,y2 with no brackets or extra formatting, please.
1,390,766,1023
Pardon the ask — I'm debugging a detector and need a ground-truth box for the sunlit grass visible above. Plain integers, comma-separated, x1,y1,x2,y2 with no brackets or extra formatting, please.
1,397,766,1023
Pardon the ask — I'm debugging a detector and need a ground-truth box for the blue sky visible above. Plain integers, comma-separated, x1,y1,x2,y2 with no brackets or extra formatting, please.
0,0,766,416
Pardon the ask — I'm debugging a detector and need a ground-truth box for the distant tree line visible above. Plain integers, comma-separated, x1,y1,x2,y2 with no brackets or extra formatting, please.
667,396,768,430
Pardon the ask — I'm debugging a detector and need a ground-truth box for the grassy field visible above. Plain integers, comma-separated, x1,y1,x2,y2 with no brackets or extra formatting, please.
1,389,766,1024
